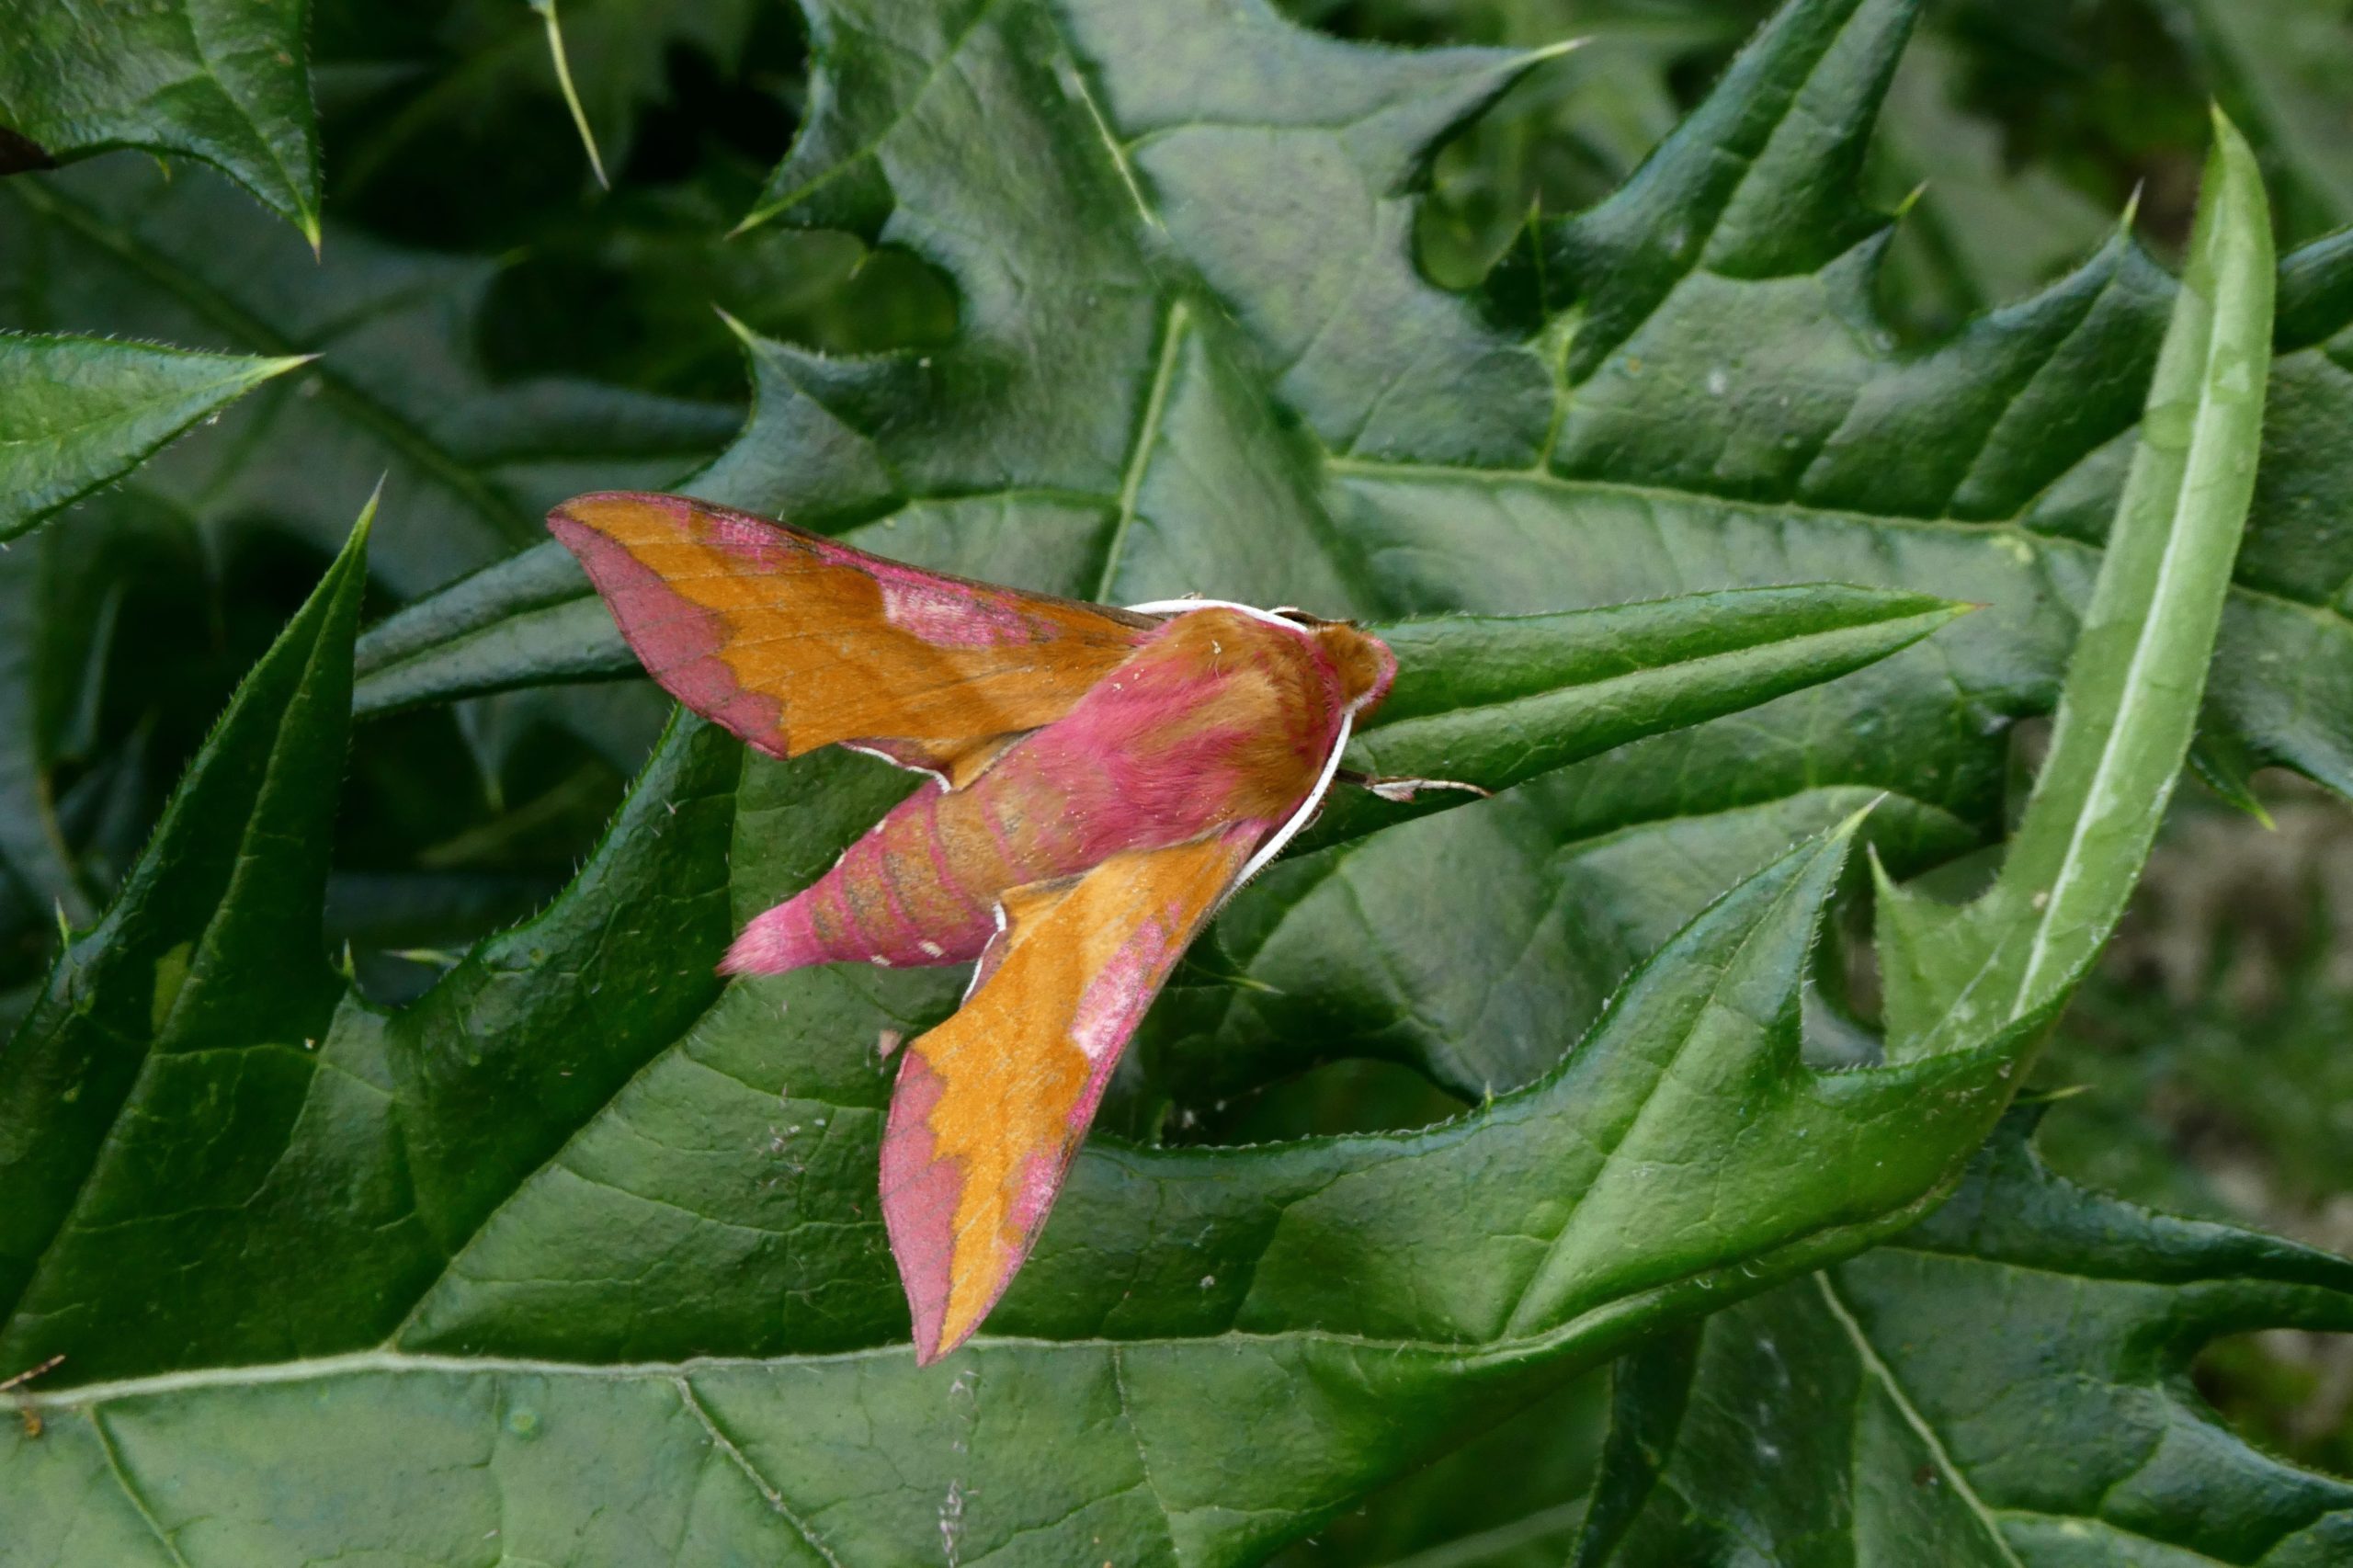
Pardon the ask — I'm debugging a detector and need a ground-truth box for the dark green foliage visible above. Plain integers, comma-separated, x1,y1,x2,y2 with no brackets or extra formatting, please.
0,0,322,239
2,0,2349,1562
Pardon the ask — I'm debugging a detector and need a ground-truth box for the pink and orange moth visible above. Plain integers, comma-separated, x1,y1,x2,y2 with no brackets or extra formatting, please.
550,491,1438,1363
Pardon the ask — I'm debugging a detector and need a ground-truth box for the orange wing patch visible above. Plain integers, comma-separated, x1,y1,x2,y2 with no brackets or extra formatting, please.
548,492,1154,772
879,829,1257,1362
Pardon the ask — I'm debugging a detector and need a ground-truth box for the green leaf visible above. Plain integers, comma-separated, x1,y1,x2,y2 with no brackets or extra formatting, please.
1566,1115,2353,1566
0,0,324,243
0,725,2031,1564
0,494,371,1337
1318,0,1754,290
0,330,307,542
335,0,2353,1108
1313,585,1973,851
0,148,749,840
1873,108,2276,1058
0,3,2325,1557
0,161,738,597
352,540,628,711
354,528,1971,833
1263,1372,1608,1568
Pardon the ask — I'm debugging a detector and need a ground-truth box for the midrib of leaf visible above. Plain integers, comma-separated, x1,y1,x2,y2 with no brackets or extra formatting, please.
1863,111,2276,1061
1502,828,1850,1338
2010,165,2275,1012
89,1408,194,1568
150,556,351,1043
1813,1272,2025,1568
539,0,612,189
1097,298,1188,599
963,2,1402,615
1324,460,2349,633
1817,1232,2353,1562
1987,1508,2234,1562
1534,311,1580,471
2,1334,1509,1409
3,1213,1979,1407
1108,1346,1182,1561
4,182,530,548
338,0,706,196
674,1377,844,1568
1864,1234,2347,1299
1064,48,1165,238
1011,12,1299,614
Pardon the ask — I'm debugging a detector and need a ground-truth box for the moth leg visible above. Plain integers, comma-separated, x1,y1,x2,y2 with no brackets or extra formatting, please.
1339,769,1492,804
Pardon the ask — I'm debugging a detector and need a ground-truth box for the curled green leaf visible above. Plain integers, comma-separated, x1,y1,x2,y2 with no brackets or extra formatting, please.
1875,108,2278,1059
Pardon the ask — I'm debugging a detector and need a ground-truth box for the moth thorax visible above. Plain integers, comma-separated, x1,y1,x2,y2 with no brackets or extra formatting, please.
1314,624,1399,715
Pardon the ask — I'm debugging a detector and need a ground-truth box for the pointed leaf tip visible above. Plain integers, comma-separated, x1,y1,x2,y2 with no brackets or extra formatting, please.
536,0,611,190
0,335,320,542
1833,792,1888,841
711,305,759,347
351,479,385,547
1518,37,1586,67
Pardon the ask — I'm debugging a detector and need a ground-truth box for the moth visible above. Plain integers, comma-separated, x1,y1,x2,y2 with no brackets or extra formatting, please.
551,491,1455,1362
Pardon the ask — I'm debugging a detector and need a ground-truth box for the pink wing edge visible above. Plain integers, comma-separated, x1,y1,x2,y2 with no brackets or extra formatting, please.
875,856,1232,1367
876,703,1360,1364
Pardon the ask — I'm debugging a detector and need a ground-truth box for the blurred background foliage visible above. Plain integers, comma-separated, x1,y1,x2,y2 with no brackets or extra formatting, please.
2,0,2347,1559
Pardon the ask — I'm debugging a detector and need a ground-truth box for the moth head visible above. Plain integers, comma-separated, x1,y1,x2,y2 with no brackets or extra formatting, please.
1310,620,1398,716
